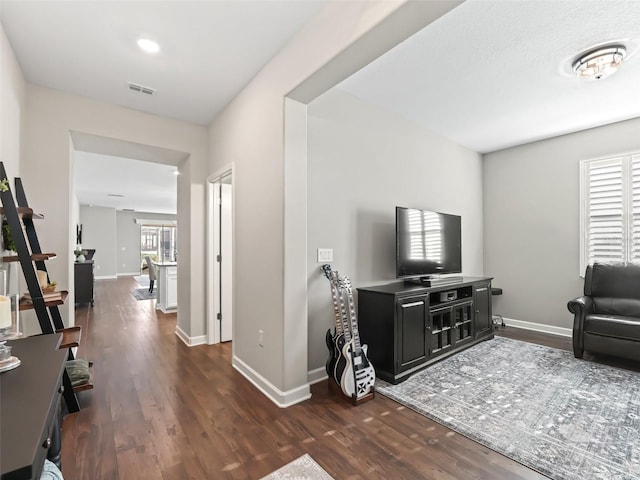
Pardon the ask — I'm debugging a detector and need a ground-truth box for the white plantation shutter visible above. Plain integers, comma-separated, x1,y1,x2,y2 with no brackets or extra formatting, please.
585,158,624,265
632,155,640,264
581,153,640,273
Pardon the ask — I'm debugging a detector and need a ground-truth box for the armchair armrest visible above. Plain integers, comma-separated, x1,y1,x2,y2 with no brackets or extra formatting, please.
567,296,594,358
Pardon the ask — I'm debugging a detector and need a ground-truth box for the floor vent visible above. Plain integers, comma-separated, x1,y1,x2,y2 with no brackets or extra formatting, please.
128,82,156,95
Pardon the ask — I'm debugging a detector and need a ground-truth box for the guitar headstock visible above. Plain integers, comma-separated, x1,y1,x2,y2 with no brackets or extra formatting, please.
341,275,353,292
321,264,332,279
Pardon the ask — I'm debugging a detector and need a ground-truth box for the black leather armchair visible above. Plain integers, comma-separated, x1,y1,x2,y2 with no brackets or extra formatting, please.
568,262,640,361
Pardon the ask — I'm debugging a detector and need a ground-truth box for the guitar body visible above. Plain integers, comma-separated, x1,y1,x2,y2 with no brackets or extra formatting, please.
332,332,347,385
325,328,346,383
325,329,336,377
339,341,356,397
352,344,376,397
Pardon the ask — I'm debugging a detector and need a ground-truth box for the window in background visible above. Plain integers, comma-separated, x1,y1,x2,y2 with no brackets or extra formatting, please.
141,225,177,267
580,152,640,273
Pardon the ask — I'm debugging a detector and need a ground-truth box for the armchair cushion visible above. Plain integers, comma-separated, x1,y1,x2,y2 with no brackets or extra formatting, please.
585,262,640,299
584,314,640,341
592,297,640,317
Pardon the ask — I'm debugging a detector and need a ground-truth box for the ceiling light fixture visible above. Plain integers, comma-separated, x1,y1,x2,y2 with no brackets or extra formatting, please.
137,38,160,54
573,44,626,80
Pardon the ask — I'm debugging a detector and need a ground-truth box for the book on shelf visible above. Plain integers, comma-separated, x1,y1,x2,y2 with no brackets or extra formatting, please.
23,291,62,302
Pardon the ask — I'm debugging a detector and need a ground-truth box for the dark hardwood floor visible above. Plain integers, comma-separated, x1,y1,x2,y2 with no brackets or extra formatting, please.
63,276,570,479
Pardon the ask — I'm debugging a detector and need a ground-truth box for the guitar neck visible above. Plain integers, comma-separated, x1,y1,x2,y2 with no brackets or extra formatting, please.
342,276,362,351
332,272,352,343
328,280,345,335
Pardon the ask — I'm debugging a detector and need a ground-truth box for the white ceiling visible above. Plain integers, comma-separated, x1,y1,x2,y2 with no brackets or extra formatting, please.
338,0,640,153
1,0,325,213
74,152,178,215
0,0,326,126
3,0,640,212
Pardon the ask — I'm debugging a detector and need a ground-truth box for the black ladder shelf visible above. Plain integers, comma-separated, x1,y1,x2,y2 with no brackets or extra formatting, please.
0,162,85,413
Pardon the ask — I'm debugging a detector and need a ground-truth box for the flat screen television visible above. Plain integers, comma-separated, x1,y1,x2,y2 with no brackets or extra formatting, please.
396,206,462,278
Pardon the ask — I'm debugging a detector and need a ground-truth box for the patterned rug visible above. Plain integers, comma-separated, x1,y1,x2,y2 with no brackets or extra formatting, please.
133,275,150,287
377,336,640,480
259,454,333,480
131,287,156,301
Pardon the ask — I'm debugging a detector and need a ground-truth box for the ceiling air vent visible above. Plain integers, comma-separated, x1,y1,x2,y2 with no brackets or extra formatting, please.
107,193,124,197
128,82,156,95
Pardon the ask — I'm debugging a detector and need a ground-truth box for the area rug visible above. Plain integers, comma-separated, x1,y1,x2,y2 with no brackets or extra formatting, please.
131,287,156,301
133,275,150,287
377,336,640,480
259,454,333,480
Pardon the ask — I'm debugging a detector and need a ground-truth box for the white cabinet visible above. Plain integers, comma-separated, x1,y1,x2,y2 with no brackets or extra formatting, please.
155,262,177,313
166,266,177,309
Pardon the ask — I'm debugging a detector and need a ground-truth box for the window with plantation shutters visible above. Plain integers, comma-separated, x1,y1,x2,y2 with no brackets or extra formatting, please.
632,155,640,264
580,153,640,274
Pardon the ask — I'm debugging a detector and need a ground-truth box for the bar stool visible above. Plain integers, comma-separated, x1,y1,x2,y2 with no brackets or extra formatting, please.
491,287,505,328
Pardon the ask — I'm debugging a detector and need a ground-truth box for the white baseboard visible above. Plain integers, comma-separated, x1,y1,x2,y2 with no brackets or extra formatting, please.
95,275,117,280
233,355,311,408
502,317,572,337
118,272,140,276
157,306,178,314
175,326,207,346
307,366,328,385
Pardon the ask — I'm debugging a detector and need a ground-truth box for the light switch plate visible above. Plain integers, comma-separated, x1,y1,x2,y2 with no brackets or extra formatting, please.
317,248,333,263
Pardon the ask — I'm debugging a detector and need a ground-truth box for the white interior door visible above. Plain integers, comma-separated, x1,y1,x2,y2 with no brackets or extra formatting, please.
207,169,233,345
220,183,233,342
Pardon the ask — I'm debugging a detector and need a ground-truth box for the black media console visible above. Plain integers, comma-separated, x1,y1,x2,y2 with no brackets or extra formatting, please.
357,277,493,384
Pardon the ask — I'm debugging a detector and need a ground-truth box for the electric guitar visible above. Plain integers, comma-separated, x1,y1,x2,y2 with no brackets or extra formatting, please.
322,264,346,383
341,275,375,398
332,270,356,395
322,264,375,398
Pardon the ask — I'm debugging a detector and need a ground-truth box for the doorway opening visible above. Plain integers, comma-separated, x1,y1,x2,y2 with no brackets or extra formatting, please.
207,168,233,344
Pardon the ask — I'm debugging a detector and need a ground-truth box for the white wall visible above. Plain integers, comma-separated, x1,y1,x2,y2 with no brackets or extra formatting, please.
307,88,483,374
484,116,640,331
21,85,208,332
79,205,116,278
116,211,139,275
0,24,26,327
0,23,24,180
206,1,461,406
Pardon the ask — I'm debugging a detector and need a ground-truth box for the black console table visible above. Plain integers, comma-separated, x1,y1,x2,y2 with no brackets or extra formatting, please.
357,277,493,384
74,260,94,306
1,334,67,479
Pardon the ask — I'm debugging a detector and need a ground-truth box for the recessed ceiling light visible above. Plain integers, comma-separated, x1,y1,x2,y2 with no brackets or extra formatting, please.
173,169,180,176
137,38,160,54
573,44,626,80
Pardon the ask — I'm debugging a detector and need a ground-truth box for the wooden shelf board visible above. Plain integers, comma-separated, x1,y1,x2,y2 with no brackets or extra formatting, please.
56,325,81,349
19,290,68,311
3,252,57,263
0,207,44,219
454,320,472,327
432,327,452,333
73,381,94,393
